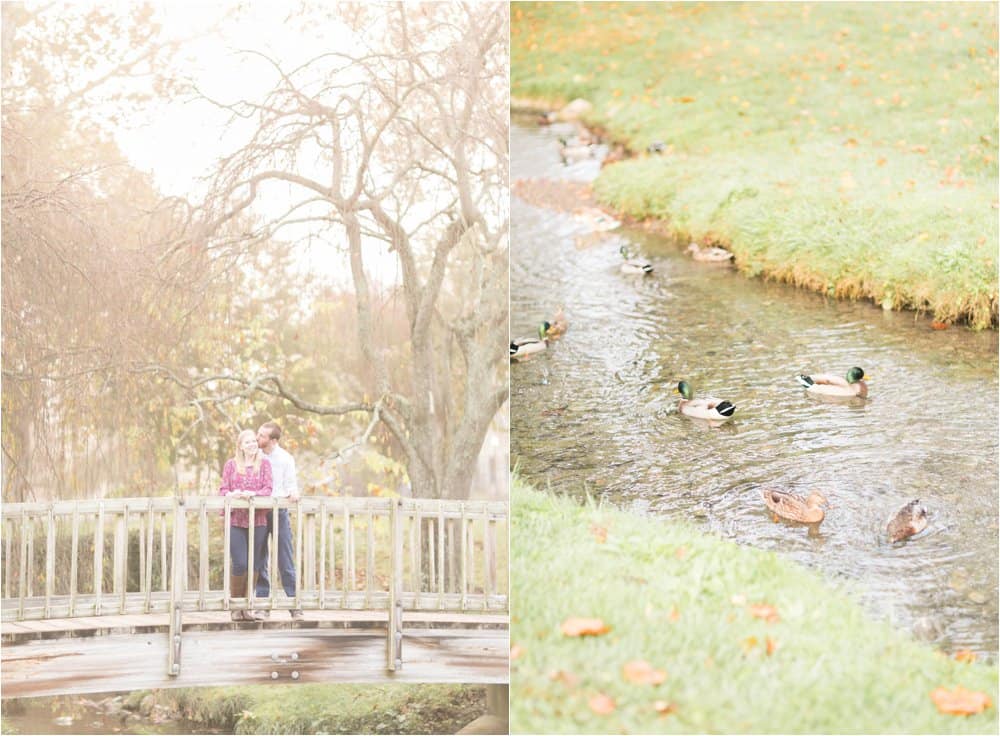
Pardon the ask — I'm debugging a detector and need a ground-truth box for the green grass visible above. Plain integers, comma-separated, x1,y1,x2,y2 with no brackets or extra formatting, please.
129,683,485,734
511,478,998,733
512,1,998,328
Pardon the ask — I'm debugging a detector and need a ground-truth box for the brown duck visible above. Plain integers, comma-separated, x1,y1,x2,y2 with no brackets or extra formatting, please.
886,500,928,542
760,489,828,524
545,306,569,339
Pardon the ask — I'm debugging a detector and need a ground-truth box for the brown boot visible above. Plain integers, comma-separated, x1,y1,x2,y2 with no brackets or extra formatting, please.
230,574,247,621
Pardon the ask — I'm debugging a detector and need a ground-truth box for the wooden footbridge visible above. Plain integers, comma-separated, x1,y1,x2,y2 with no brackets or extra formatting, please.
1,496,509,699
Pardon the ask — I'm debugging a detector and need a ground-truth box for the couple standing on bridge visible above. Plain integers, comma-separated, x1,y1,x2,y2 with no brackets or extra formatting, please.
219,421,302,622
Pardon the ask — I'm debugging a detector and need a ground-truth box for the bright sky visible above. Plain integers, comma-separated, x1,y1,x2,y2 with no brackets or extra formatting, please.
110,2,398,288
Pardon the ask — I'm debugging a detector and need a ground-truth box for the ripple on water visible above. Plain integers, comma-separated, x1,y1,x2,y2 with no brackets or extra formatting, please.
510,123,1000,659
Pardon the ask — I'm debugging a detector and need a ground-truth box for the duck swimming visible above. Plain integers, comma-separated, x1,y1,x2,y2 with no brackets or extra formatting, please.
619,245,653,274
760,489,829,524
675,380,736,421
511,322,550,361
796,367,868,398
685,242,734,263
886,500,928,542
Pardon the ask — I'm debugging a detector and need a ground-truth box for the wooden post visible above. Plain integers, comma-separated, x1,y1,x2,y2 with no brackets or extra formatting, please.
467,514,476,601
69,508,79,617
365,508,374,608
437,502,445,609
411,510,420,607
143,502,154,614
159,514,168,592
485,511,497,608
386,498,403,671
223,499,231,611
460,504,468,611
305,510,316,597
17,509,26,620
119,503,128,614
94,504,104,616
247,496,255,615
25,516,33,599
268,497,278,613
198,498,208,611
481,506,490,611
4,517,12,600
318,499,326,609
295,500,304,611
44,509,54,618
167,497,186,676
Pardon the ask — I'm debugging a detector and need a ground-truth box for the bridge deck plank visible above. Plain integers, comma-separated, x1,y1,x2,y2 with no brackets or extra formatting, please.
2,627,508,698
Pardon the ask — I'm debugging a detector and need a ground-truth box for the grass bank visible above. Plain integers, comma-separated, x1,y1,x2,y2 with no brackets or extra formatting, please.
124,683,485,734
510,478,998,733
512,2,998,328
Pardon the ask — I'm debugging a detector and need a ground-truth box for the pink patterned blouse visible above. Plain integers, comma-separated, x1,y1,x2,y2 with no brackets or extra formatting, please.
219,458,273,527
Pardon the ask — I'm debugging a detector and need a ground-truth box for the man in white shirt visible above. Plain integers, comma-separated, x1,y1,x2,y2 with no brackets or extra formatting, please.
255,421,302,620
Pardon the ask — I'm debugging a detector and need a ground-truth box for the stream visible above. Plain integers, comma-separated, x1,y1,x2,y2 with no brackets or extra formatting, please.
510,119,999,659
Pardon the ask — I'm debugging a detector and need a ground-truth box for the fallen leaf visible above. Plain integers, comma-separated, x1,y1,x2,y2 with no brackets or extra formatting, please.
622,659,667,685
679,96,696,103
668,606,681,622
748,604,780,623
589,523,608,544
653,700,677,716
548,669,580,687
954,650,977,664
510,643,524,660
561,617,611,637
674,546,688,559
741,636,759,654
930,686,992,716
589,693,616,715
766,636,778,656
931,321,949,330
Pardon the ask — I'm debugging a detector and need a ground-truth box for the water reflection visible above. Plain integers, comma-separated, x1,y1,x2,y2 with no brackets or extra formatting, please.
511,122,1000,659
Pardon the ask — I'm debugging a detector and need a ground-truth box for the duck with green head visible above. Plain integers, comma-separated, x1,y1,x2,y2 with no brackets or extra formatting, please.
619,245,653,275
675,380,736,421
511,322,550,361
796,366,868,398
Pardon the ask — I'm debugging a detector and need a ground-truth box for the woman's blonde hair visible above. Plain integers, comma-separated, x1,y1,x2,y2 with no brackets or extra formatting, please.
234,429,262,475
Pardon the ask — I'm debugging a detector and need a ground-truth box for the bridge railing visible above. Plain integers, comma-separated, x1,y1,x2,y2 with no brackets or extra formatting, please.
1,496,508,621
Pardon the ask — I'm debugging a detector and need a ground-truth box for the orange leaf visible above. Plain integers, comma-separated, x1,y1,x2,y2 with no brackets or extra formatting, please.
668,606,681,622
748,604,780,623
766,636,778,656
511,643,524,660
653,700,677,716
679,96,696,103
561,617,611,637
589,523,608,544
931,321,949,330
589,693,616,715
741,636,759,654
622,659,667,685
930,686,992,716
548,669,580,687
674,546,688,559
954,650,977,664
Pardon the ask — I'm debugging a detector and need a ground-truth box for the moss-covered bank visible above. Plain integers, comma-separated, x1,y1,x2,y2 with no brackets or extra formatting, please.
511,478,998,733
512,2,998,328
123,683,485,735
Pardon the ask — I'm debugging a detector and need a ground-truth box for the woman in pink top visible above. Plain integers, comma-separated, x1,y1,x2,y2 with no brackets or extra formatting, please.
219,429,273,621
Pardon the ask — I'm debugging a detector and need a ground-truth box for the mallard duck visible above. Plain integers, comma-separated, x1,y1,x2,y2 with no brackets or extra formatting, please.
545,307,568,339
510,322,550,360
886,500,928,542
686,242,734,263
558,136,597,163
619,245,653,274
537,111,557,125
675,380,736,421
574,208,620,232
760,489,828,524
796,367,868,398
647,141,666,154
